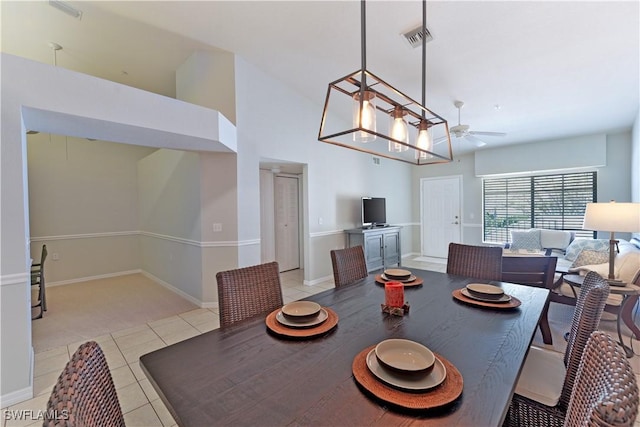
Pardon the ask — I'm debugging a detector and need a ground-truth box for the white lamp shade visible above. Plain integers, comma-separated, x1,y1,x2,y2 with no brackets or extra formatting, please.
582,202,640,233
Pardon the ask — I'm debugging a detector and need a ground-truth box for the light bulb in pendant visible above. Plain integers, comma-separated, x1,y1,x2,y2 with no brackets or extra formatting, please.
415,120,433,160
389,106,409,152
352,90,377,143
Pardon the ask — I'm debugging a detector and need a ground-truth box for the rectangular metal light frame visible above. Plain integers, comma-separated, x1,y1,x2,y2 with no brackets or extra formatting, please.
318,68,453,166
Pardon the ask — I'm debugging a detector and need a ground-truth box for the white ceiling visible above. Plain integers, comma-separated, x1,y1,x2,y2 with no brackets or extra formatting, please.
2,1,639,156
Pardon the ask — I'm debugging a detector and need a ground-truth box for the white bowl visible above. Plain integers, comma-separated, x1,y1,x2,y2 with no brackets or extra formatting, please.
281,301,322,322
374,339,435,375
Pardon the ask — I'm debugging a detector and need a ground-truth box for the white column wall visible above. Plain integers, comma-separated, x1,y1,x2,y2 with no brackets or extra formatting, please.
0,53,234,405
233,56,414,281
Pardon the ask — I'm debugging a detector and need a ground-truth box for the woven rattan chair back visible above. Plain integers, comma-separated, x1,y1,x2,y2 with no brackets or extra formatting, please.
560,271,610,409
564,331,639,426
216,261,284,327
446,243,503,281
330,246,368,288
503,272,610,427
44,341,124,427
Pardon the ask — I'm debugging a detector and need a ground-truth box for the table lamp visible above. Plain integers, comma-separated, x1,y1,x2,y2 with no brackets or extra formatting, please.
582,201,640,284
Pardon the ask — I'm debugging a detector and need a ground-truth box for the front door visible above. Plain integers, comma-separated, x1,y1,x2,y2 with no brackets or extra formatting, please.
421,176,462,258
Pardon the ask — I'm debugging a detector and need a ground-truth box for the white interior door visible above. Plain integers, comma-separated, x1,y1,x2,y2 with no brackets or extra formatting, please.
421,176,462,258
275,175,300,272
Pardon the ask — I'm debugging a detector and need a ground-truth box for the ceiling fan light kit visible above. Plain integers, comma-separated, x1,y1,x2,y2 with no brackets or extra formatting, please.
318,0,453,166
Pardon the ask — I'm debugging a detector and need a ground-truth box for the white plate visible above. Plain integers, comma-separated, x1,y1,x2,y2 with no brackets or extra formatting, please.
366,349,446,392
466,283,504,296
381,274,417,283
276,308,328,329
461,288,512,303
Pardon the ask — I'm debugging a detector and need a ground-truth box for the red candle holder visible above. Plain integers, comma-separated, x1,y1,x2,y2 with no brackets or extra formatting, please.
384,281,404,308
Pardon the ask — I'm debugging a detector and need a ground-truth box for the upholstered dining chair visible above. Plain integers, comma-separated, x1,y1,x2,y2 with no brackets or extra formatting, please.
446,243,503,281
503,271,610,427
216,261,284,327
501,255,558,344
564,331,639,426
44,341,125,427
32,244,48,320
330,246,368,288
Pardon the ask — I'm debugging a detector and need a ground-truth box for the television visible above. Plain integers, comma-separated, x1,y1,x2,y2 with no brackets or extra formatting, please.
362,197,387,228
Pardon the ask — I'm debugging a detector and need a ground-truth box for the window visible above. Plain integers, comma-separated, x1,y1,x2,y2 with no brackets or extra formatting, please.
483,171,596,243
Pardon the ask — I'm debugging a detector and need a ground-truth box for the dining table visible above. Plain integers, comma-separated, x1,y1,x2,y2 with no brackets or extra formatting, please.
140,268,549,427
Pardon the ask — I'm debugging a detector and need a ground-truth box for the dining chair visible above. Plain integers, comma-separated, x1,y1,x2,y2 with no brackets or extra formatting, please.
564,331,639,426
446,243,503,281
501,255,558,344
44,341,125,427
216,261,284,327
504,271,610,427
330,246,368,288
32,244,48,320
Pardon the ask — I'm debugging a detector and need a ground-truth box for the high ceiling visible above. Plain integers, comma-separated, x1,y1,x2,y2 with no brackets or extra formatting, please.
2,1,639,155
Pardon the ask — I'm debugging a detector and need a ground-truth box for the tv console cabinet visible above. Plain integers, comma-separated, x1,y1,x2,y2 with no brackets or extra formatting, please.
345,226,401,272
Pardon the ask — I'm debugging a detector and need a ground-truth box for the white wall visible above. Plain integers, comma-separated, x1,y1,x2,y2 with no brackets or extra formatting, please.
137,149,204,301
411,131,634,251
232,55,414,281
630,108,639,240
27,135,156,283
0,53,233,406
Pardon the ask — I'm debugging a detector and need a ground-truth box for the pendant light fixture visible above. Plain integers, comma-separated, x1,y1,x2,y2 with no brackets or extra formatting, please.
318,0,453,165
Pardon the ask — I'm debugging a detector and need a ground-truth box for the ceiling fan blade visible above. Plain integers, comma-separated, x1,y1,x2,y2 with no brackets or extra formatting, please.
433,135,449,145
465,135,487,147
469,131,506,137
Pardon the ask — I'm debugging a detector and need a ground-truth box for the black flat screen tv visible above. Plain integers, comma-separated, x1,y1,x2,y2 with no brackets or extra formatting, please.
362,197,386,227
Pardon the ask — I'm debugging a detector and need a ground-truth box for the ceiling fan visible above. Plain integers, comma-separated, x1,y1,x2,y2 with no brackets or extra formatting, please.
436,101,506,147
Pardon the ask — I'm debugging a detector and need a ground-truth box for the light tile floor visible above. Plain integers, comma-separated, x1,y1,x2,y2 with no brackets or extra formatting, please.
1,269,334,427
3,258,639,426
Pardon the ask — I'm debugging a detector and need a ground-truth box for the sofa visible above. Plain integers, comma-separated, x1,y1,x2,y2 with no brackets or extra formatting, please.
504,228,575,265
505,229,640,284
557,237,640,299
505,229,640,343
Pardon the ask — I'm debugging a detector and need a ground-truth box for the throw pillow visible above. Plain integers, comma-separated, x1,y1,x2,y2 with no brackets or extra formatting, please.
570,249,610,268
510,230,542,250
564,239,609,262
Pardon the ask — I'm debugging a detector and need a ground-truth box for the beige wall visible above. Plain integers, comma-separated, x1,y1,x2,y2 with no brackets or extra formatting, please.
27,135,156,283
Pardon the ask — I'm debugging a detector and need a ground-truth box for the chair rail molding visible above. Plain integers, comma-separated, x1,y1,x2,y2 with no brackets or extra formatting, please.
0,272,30,287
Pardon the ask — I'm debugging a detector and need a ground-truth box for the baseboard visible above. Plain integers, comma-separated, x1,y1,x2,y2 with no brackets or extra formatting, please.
304,274,333,286
46,270,143,288
411,256,447,264
402,252,420,259
1,384,33,409
139,271,216,309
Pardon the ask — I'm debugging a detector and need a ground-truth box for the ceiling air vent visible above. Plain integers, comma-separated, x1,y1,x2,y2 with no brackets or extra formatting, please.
402,25,433,49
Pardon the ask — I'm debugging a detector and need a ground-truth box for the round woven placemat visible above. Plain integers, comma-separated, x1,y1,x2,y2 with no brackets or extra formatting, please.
375,275,423,287
265,307,338,339
452,289,521,309
352,345,463,410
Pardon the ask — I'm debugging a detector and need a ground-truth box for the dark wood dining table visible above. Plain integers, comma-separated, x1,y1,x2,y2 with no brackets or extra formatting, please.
140,268,549,427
